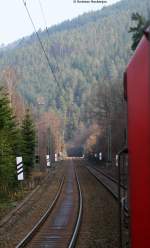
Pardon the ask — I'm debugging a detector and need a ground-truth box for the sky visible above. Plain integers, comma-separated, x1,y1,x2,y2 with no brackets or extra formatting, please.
0,0,121,45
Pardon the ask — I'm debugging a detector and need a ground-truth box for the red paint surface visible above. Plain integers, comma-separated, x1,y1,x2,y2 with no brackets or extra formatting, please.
126,35,150,247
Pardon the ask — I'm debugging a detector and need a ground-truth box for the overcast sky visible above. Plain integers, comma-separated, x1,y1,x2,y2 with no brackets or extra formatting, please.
0,0,121,45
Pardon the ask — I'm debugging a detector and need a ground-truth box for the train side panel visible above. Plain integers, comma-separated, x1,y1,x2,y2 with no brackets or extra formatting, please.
126,33,150,247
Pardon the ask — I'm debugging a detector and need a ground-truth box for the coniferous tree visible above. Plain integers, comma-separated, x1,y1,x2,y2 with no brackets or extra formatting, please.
0,88,18,194
21,109,36,177
129,13,150,51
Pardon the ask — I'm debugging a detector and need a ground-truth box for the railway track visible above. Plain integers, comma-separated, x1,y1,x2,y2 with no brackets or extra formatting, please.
92,166,127,190
16,163,82,248
86,165,128,214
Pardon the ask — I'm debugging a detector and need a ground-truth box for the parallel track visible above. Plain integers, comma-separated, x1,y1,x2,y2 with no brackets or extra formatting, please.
85,163,130,248
86,165,128,214
16,164,82,248
93,167,127,190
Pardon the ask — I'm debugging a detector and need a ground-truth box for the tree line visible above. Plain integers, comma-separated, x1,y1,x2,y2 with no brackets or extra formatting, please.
0,85,64,200
0,0,149,141
0,87,36,198
80,11,150,161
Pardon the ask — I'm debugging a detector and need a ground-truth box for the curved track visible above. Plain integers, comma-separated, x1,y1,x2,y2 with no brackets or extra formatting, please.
16,162,82,248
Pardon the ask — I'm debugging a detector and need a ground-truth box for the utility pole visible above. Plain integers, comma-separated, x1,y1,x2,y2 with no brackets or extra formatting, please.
109,122,112,162
36,96,45,170
47,127,52,164
107,110,112,165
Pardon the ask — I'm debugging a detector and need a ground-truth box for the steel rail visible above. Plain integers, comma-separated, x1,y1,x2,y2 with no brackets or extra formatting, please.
0,174,52,228
68,167,83,248
86,166,128,208
86,166,118,199
93,167,127,190
16,176,65,248
86,165,128,216
0,185,40,228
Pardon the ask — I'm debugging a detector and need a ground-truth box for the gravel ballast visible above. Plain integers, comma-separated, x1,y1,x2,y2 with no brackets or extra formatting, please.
0,162,66,248
76,160,119,248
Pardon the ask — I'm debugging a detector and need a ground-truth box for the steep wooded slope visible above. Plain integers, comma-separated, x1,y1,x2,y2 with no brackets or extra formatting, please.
0,0,149,138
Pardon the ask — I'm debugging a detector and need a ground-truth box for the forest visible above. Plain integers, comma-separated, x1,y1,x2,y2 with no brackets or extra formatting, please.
0,0,149,140
0,0,149,206
0,83,64,214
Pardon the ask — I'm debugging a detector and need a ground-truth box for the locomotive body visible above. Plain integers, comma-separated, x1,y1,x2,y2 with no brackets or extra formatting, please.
125,30,150,247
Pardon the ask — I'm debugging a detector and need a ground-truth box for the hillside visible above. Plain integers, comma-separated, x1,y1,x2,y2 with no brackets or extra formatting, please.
0,0,149,139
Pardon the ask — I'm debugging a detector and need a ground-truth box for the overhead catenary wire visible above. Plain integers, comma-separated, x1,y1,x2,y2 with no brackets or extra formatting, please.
22,0,61,89
37,0,67,141
37,0,60,73
38,0,47,28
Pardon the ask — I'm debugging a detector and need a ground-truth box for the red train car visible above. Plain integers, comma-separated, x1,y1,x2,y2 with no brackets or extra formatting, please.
124,28,150,247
